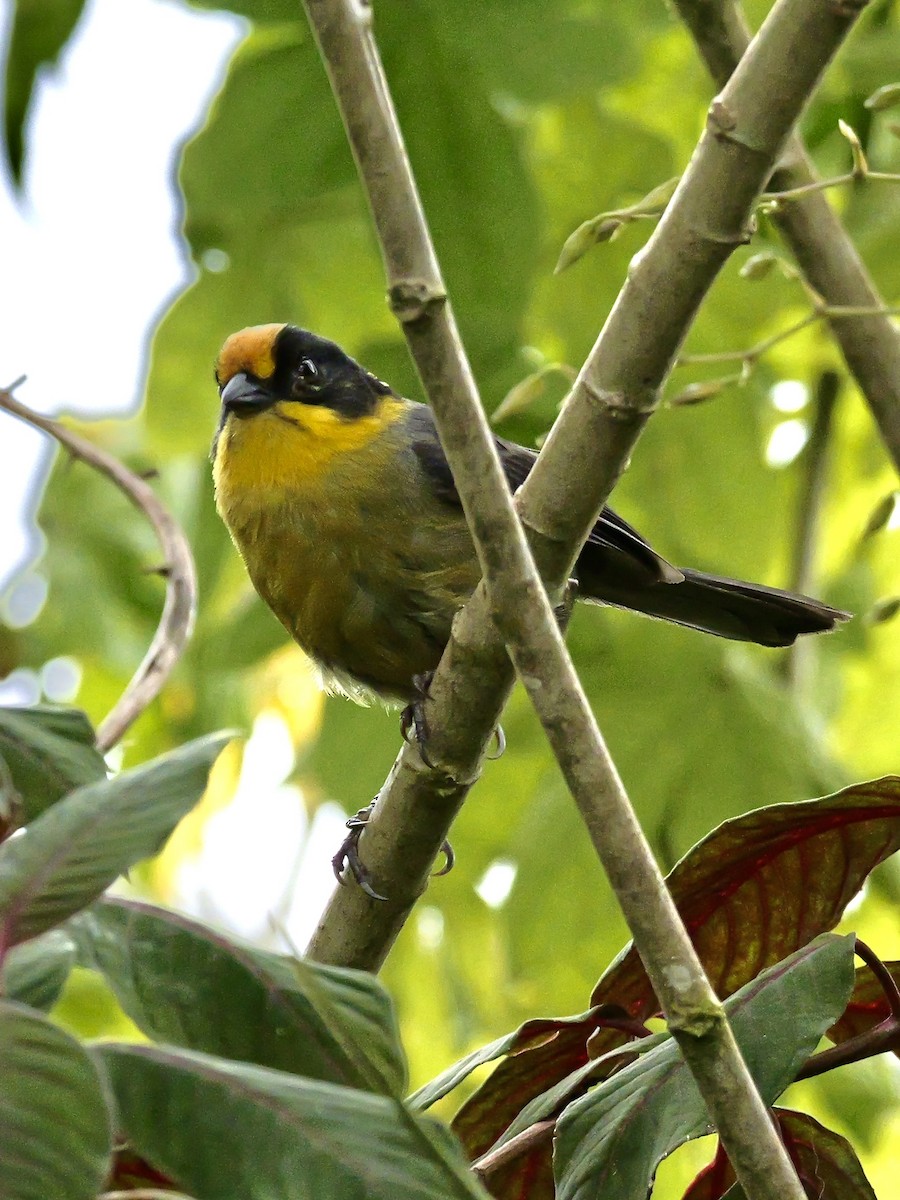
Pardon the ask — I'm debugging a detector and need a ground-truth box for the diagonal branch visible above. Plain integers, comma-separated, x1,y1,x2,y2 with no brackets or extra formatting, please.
300,1,865,1198
672,0,900,475
0,385,198,753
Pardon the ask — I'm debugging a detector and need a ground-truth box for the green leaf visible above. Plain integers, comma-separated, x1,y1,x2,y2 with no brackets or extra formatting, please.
691,1110,877,1199
409,1029,533,1112
0,733,229,949
0,705,107,823
590,776,900,1014
554,934,856,1200
2,0,86,184
71,896,407,1094
453,776,898,1162
2,929,75,1010
0,1000,112,1199
99,1042,489,1200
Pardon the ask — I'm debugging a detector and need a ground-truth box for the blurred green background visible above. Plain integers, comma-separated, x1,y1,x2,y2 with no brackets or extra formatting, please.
2,0,900,1194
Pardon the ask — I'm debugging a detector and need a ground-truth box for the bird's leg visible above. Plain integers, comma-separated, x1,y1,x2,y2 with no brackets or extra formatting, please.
400,671,436,767
332,801,388,901
331,798,454,895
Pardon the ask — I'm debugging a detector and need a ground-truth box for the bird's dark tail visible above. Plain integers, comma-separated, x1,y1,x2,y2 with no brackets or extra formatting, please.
583,567,848,648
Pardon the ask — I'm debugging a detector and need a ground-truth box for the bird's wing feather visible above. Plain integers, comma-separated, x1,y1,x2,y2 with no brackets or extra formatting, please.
405,404,679,586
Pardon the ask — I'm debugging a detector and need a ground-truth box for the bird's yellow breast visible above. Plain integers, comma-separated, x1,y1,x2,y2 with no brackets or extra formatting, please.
213,397,406,504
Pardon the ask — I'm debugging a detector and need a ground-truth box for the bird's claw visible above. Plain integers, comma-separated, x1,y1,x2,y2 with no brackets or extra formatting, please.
332,799,455,894
486,724,506,760
433,838,455,876
332,802,388,901
400,671,436,768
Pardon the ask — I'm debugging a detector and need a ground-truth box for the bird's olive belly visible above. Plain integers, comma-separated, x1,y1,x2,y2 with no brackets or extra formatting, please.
238,497,480,702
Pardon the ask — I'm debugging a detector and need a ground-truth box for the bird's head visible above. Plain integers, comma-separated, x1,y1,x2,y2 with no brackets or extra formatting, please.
212,324,401,502
215,324,394,424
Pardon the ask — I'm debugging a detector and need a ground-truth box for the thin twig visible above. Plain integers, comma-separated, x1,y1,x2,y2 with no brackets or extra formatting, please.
679,306,900,368
300,2,863,1198
764,169,900,203
472,1118,556,1184
671,0,900,477
796,1019,900,1080
0,386,197,752
855,938,900,1023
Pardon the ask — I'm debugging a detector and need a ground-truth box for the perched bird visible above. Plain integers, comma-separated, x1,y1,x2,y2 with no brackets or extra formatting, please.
213,323,846,707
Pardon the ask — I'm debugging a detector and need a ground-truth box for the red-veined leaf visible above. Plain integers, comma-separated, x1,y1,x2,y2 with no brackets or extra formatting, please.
452,779,900,1171
683,1109,876,1199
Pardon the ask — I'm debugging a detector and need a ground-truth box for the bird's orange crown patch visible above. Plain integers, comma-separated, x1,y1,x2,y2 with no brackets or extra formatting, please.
215,323,286,385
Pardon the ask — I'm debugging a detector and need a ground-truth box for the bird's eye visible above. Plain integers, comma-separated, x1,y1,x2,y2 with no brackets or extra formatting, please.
291,358,320,398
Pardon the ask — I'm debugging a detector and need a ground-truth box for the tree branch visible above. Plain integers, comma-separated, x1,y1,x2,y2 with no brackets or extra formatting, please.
300,1,864,1197
672,0,900,476
0,385,198,753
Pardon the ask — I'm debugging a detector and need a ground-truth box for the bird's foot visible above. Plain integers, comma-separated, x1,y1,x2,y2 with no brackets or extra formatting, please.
332,800,455,898
401,671,506,765
400,671,436,767
332,802,387,901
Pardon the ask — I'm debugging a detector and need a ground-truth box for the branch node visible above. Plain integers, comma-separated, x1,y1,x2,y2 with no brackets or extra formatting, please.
668,1003,725,1039
708,97,737,135
388,279,447,324
580,379,656,422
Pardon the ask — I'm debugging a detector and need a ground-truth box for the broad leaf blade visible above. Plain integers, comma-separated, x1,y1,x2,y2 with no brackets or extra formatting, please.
554,934,856,1200
453,779,900,1164
409,1029,533,1111
99,1042,489,1200
0,734,229,948
0,999,112,1199
592,778,900,1014
451,1016,598,1157
689,1109,878,1199
0,705,106,823
2,929,75,1010
71,896,407,1094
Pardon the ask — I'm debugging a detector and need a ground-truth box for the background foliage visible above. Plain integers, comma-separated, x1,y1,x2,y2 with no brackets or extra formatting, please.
3,0,900,1194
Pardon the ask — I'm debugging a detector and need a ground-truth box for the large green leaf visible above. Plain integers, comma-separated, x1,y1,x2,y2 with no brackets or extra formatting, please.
71,896,407,1094
0,1000,112,1199
553,934,856,1200
2,0,86,183
590,776,900,1012
0,705,106,824
99,1042,489,1200
2,929,75,1011
452,778,900,1165
0,734,229,948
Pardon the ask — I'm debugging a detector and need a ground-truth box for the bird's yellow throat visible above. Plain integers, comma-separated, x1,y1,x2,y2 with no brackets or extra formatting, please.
213,396,407,501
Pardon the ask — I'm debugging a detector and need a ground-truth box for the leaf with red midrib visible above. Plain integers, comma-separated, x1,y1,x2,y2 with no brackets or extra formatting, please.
592,777,900,1015
452,778,900,1177
682,1109,876,1199
828,961,900,1056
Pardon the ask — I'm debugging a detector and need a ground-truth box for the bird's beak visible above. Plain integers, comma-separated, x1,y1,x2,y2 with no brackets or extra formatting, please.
220,372,276,415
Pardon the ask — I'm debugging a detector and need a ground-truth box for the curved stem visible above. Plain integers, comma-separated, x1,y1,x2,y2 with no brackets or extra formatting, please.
0,384,197,752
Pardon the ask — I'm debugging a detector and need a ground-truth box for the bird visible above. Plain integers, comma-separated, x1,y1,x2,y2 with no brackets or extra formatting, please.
212,322,846,711
212,323,847,897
